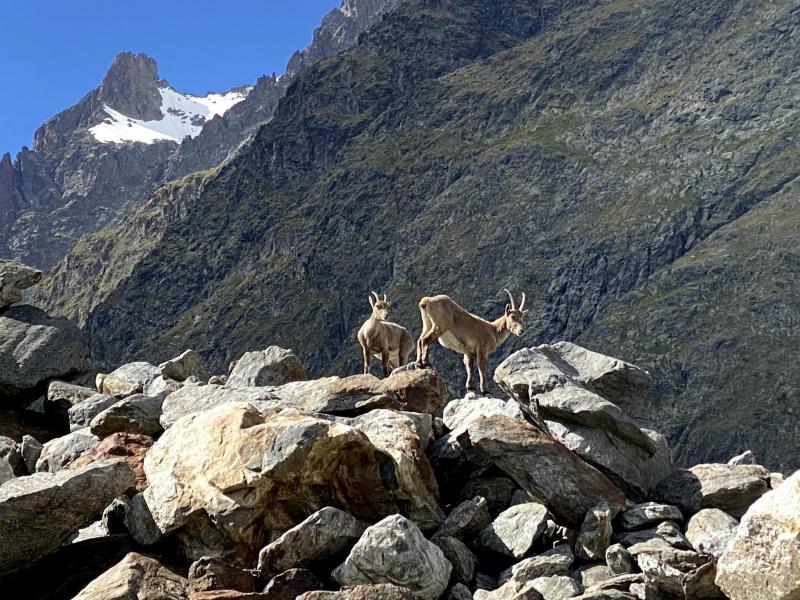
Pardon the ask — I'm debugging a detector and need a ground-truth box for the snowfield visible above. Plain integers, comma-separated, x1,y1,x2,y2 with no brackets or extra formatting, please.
90,86,250,144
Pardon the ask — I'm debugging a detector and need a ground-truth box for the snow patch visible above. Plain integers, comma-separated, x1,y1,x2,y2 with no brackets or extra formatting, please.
90,86,250,145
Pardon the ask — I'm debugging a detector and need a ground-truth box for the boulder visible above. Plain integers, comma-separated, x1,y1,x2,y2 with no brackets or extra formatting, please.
475,502,549,559
89,394,165,437
474,580,545,600
573,564,616,590
226,347,305,388
189,556,255,593
71,552,188,600
0,438,18,484
101,362,160,398
68,394,120,431
576,503,616,561
262,568,323,599
498,544,574,585
69,432,153,492
448,583,474,600
682,562,726,599
442,396,525,433
44,381,97,422
332,514,452,600
0,305,90,396
352,409,444,528
614,520,690,550
159,349,210,382
257,506,367,577
605,544,635,575
716,471,800,600
36,429,99,472
460,478,518,517
0,458,135,574
160,385,281,428
467,414,626,527
434,536,477,585
436,496,492,540
619,503,683,530
531,575,582,600
20,434,42,474
627,538,710,598
0,260,42,307
298,584,419,599
144,402,412,559
684,509,738,558
145,375,182,397
123,492,164,546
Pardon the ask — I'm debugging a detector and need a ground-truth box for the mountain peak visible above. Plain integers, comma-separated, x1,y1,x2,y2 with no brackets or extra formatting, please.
99,52,164,120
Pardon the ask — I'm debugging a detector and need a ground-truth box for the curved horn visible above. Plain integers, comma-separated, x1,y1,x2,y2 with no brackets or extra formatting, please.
519,292,526,311
503,288,516,310
382,293,388,302
371,291,380,302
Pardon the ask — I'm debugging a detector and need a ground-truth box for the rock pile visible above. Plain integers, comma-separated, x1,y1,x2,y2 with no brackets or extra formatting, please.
0,334,794,600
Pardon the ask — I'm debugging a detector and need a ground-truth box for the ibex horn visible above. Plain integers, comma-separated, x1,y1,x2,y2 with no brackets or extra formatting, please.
382,293,388,302
519,292,526,311
371,291,380,302
503,288,516,310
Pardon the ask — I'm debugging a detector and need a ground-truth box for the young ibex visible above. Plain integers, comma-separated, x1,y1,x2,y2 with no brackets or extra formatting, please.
357,291,414,377
416,289,528,394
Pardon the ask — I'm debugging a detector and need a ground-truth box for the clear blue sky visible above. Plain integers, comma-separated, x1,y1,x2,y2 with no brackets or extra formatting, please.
0,0,340,157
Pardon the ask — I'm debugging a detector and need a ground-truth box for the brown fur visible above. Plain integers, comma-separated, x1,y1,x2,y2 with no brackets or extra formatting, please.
357,292,414,377
416,290,527,394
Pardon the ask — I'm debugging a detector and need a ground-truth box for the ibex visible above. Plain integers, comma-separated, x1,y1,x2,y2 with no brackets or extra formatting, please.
416,289,528,394
357,291,414,377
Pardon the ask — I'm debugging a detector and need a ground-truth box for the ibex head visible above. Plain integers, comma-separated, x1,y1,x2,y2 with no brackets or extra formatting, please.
503,289,528,336
368,291,391,321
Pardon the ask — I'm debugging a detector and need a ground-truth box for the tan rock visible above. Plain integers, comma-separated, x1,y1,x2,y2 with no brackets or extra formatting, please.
72,552,188,599
69,432,153,492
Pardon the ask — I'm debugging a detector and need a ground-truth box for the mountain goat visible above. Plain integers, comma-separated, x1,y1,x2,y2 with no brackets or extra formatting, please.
357,291,414,377
416,289,528,394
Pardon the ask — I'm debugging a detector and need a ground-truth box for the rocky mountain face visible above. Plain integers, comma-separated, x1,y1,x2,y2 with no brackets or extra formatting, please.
34,0,800,473
0,0,403,269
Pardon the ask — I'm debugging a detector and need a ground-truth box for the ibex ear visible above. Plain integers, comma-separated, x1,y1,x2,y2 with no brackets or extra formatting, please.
386,301,391,308
505,303,510,316
368,295,375,308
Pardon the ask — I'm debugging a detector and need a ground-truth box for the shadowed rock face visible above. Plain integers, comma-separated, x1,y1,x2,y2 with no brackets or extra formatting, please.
33,0,800,472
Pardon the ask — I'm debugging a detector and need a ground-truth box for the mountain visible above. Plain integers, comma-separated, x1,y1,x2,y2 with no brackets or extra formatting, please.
36,0,800,473
0,0,402,269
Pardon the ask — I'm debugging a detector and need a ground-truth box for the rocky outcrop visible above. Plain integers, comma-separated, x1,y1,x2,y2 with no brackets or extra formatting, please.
0,458,135,574
475,502,549,559
0,260,42,307
71,552,188,600
89,393,164,437
716,470,800,599
0,305,90,396
159,349,209,383
684,509,738,559
100,362,161,398
36,429,99,472
332,514,452,600
226,347,305,388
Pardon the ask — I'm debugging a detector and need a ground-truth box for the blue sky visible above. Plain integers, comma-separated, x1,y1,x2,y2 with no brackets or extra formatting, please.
0,0,340,157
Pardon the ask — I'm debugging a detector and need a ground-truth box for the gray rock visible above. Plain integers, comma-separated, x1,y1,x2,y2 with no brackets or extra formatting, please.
576,502,616,561
299,584,419,599
0,458,135,574
36,428,99,472
682,562,725,599
89,393,165,437
573,564,616,590
20,434,42,474
257,506,367,577
71,551,188,599
434,536,477,585
716,471,800,600
0,305,90,396
226,346,305,387
442,396,524,433
499,544,575,585
0,260,42,307
144,375,181,397
101,361,160,398
467,414,626,527
159,349,209,382
68,393,119,431
605,544,635,575
474,580,545,600
684,509,738,558
333,514,452,600
476,502,549,558
44,381,98,422
627,538,710,598
619,503,683,530
436,496,492,540
122,492,163,546
476,571,499,591
399,411,433,450
160,384,281,428
0,438,18,484
188,556,255,593
460,478,519,516
532,575,582,600
614,521,691,550
263,568,324,599
727,450,755,465
448,583,474,600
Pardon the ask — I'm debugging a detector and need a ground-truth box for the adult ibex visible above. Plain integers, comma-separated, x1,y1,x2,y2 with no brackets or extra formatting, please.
416,289,528,394
357,291,414,377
